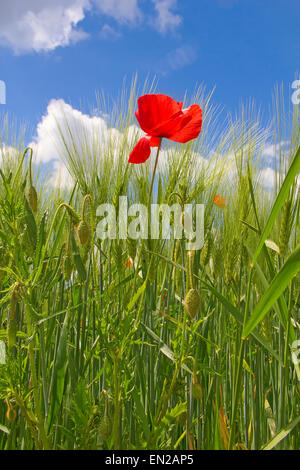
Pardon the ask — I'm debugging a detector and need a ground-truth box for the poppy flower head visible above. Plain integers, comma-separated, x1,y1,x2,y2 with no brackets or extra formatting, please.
214,195,227,209
135,94,183,136
129,94,203,164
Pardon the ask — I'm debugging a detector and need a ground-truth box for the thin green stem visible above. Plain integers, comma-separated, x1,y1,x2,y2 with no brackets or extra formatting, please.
228,268,253,450
112,354,121,450
279,283,293,444
148,139,162,206
28,147,33,188
13,389,41,450
25,305,50,449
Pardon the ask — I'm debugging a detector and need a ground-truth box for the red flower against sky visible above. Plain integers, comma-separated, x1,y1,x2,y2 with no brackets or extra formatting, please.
129,94,203,164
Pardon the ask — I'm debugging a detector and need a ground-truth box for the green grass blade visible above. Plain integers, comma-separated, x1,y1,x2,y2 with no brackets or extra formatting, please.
251,144,300,266
243,245,300,339
142,323,193,374
246,244,295,343
33,211,47,269
46,311,69,433
0,424,10,435
147,249,283,363
262,415,300,450
70,231,87,281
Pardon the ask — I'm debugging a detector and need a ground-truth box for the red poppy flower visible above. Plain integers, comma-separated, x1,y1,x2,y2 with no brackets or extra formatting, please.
129,94,203,164
214,195,227,209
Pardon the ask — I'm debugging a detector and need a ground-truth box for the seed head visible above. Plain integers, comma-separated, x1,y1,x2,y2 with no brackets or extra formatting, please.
76,220,91,246
99,415,111,440
27,185,38,213
184,288,202,319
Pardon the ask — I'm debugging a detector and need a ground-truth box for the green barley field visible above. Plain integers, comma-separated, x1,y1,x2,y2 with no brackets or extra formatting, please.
0,79,299,450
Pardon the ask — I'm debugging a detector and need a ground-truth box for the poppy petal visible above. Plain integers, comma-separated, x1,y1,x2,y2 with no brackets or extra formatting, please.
135,94,183,135
128,136,151,164
148,135,161,147
150,115,184,138
168,105,203,143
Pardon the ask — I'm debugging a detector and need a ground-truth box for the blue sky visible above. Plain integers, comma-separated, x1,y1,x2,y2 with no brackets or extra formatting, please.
0,0,299,134
0,0,299,196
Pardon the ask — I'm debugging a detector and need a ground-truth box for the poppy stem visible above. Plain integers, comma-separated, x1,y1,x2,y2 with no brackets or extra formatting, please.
148,138,162,206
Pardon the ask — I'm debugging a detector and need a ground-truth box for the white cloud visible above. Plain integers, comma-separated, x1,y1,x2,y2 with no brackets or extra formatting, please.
0,0,89,53
49,159,75,190
0,0,182,53
151,0,182,33
93,0,142,24
260,166,300,191
0,145,20,167
260,167,278,189
262,140,289,159
29,98,143,188
29,98,109,162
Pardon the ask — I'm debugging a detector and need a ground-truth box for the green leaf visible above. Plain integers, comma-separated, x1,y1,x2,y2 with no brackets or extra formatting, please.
262,415,300,450
0,340,6,364
252,144,300,266
46,312,69,433
34,211,47,268
200,279,283,364
132,387,151,440
24,197,37,249
142,324,193,374
0,424,10,435
0,169,12,202
126,280,147,313
70,231,87,281
245,244,295,344
165,402,187,421
243,246,300,339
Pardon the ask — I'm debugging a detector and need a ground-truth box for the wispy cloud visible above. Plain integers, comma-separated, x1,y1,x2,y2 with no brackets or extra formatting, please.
100,24,121,40
166,44,197,70
151,0,182,33
157,44,197,76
